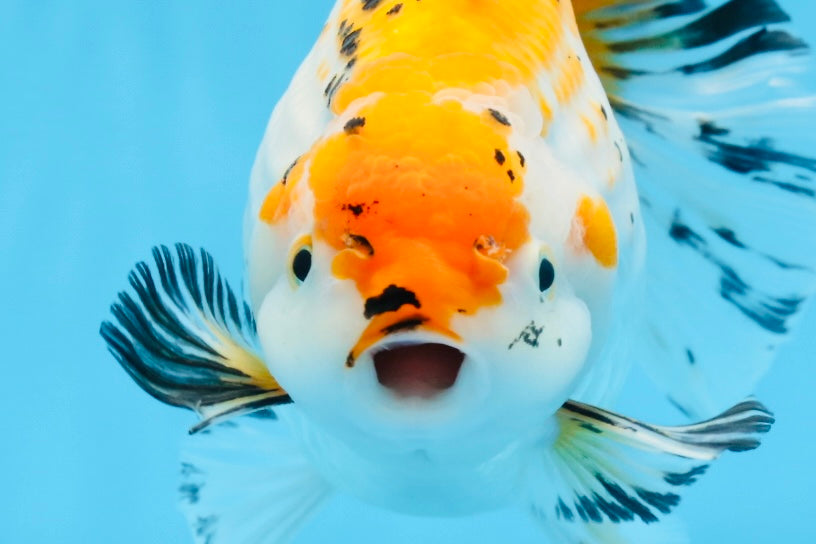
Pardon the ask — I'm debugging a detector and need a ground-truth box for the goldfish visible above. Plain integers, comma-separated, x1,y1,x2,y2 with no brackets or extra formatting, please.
101,1,816,542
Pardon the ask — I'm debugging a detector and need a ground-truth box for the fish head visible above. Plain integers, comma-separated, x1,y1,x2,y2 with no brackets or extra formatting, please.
249,92,619,448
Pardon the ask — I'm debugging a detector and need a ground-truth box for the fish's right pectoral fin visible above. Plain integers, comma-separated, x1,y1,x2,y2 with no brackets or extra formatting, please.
528,399,774,543
100,244,291,433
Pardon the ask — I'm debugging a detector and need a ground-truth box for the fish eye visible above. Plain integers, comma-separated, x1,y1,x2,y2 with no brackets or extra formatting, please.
539,257,555,292
289,237,313,286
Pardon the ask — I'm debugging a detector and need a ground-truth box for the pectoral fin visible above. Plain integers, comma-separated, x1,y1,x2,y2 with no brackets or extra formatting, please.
528,399,773,542
100,244,291,433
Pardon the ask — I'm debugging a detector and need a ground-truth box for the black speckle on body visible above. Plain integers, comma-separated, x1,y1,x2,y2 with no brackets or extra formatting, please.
344,116,366,134
488,108,511,126
362,0,383,10
508,321,544,349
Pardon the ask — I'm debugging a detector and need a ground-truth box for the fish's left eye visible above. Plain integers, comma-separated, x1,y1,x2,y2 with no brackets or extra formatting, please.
539,257,555,292
289,236,313,286
292,247,312,284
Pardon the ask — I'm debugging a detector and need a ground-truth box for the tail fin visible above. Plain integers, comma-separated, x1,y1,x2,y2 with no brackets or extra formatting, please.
574,0,816,417
180,409,332,544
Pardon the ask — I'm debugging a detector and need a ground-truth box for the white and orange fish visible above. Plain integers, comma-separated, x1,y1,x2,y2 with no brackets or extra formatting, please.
102,1,816,542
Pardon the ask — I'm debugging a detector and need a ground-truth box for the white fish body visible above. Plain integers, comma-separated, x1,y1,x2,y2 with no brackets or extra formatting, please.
102,1,816,542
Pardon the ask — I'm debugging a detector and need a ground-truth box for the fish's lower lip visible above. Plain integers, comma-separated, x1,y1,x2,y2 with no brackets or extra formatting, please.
373,343,465,399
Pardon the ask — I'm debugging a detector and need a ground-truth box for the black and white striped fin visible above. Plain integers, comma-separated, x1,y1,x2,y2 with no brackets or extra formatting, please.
528,399,773,542
575,0,816,418
179,410,331,544
100,244,291,433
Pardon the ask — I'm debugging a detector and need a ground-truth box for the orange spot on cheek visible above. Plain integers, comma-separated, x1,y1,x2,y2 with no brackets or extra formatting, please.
573,195,617,268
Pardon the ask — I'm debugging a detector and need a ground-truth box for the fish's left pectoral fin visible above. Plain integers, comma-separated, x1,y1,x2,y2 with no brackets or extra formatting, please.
100,244,291,433
528,399,773,542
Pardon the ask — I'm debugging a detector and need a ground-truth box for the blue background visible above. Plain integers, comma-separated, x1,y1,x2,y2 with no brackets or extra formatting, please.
1,2,813,542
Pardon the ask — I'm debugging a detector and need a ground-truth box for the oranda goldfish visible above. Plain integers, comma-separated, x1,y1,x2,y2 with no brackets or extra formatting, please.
101,0,816,542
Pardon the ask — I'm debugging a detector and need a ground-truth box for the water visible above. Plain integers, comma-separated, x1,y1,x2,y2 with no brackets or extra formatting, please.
1,2,814,542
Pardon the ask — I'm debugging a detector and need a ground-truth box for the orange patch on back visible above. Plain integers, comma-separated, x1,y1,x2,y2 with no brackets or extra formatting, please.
573,195,617,268
333,0,570,111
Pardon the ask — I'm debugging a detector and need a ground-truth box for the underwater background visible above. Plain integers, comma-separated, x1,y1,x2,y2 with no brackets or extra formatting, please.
1,1,814,542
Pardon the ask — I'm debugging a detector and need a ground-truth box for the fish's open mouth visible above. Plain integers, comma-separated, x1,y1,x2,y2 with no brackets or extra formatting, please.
373,343,465,398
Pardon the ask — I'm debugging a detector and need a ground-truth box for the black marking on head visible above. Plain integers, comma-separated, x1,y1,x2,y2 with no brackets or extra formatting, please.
362,0,383,10
381,315,428,335
343,203,365,216
364,285,421,318
494,149,506,165
387,3,403,15
680,27,807,75
517,150,526,167
685,348,696,365
488,108,511,126
664,465,709,486
600,105,608,120
508,321,544,350
507,169,515,182
344,116,366,134
346,57,357,70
